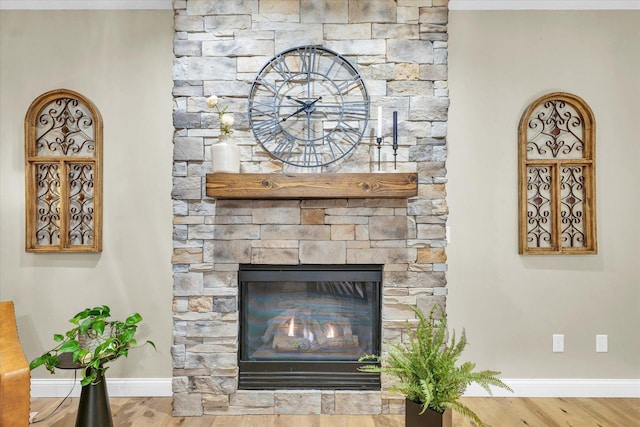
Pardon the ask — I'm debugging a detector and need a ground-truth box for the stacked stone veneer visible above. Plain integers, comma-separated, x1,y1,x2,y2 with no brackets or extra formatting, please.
171,0,449,416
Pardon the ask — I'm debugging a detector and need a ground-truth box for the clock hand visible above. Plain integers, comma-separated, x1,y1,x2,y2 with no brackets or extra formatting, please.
306,96,323,108
286,96,307,106
280,105,307,122
280,96,322,122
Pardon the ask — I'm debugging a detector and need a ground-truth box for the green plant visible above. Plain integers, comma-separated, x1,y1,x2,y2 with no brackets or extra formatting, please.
359,305,512,426
30,305,155,386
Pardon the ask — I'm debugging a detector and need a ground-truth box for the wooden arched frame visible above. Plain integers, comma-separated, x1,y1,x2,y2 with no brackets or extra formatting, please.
518,92,597,255
24,89,103,252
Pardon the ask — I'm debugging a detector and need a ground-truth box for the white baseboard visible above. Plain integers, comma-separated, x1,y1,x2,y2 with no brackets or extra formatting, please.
465,378,640,398
30,378,172,398
32,377,639,398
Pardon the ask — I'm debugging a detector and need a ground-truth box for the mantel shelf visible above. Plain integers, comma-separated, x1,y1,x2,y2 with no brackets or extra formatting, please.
205,173,418,199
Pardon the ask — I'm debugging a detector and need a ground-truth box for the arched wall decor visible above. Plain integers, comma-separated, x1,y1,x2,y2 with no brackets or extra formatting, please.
24,89,103,252
518,92,597,255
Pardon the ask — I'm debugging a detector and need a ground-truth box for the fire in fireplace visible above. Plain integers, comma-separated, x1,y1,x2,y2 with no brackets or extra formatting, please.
238,264,382,390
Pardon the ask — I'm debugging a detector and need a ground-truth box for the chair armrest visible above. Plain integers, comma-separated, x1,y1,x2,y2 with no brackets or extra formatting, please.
0,301,30,427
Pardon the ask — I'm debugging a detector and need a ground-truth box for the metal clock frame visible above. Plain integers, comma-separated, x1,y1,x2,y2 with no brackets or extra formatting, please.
248,45,370,168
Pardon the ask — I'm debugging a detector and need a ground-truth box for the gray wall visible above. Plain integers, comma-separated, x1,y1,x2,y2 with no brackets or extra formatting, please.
447,10,640,379
0,10,175,381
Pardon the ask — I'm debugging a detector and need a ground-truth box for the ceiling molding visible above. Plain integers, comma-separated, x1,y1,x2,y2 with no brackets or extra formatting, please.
449,0,640,10
1,0,638,10
0,0,171,10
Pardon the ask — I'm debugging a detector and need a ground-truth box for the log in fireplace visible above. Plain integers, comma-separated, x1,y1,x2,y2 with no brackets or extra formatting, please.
238,264,382,390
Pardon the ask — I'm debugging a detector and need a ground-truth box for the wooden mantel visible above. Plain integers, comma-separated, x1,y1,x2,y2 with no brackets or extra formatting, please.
205,173,418,199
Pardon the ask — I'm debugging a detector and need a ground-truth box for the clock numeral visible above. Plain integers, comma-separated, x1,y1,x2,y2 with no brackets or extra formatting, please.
342,101,368,120
297,46,318,75
302,140,321,167
336,75,363,95
253,118,283,145
335,122,361,147
255,76,279,95
272,133,297,161
324,134,347,158
324,54,341,79
270,55,292,81
253,118,281,134
249,100,276,116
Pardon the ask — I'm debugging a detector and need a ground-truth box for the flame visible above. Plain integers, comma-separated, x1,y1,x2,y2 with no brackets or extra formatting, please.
326,324,335,339
303,326,314,343
288,316,295,337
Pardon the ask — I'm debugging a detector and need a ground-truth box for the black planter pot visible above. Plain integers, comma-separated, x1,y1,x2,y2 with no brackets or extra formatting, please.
405,399,452,427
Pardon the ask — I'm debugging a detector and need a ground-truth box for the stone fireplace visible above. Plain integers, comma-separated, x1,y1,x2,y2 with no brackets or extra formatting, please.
171,0,449,416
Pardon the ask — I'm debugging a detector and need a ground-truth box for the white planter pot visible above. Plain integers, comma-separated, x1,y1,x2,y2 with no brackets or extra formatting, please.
78,325,113,352
211,136,240,173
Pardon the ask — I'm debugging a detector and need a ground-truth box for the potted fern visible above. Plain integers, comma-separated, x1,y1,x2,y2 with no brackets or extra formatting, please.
359,305,511,427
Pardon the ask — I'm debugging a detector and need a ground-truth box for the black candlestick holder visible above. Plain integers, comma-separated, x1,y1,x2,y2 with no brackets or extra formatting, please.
376,137,383,171
392,111,398,170
392,140,398,170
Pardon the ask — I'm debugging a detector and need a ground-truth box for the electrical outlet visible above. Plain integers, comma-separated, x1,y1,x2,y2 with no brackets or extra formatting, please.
445,226,451,244
552,334,564,352
596,334,608,353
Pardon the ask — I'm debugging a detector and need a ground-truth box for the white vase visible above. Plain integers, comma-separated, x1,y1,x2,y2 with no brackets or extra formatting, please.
211,135,240,173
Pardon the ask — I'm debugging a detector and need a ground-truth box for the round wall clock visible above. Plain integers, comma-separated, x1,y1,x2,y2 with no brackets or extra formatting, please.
248,45,369,168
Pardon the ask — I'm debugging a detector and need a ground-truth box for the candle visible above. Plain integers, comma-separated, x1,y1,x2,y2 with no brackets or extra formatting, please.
392,111,398,149
377,106,382,138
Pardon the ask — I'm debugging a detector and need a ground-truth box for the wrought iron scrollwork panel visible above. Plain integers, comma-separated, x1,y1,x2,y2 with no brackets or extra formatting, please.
519,93,596,254
26,89,102,252
526,100,584,160
68,164,95,245
560,166,586,248
36,98,95,157
526,166,553,248
36,164,61,246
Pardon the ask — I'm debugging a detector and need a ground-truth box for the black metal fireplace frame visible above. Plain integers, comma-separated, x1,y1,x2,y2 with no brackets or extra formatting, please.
238,264,382,390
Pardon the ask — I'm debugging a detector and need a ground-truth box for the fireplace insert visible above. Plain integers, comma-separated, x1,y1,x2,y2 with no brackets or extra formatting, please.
238,264,382,390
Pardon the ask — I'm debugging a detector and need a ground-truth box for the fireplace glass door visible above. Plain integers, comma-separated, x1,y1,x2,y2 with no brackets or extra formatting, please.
239,264,381,390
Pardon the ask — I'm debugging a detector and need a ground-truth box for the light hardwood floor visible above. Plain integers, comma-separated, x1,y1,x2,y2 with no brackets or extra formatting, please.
30,397,639,426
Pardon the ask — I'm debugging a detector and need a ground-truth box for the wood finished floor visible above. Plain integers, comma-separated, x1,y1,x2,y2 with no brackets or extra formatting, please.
30,397,639,426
